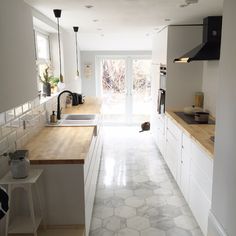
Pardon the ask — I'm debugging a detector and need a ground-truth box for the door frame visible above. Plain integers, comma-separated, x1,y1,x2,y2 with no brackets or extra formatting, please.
95,55,151,124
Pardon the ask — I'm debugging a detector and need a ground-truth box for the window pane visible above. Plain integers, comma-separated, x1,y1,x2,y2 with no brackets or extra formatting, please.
36,34,50,60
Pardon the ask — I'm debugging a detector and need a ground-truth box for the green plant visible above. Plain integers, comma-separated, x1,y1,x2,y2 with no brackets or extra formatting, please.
39,67,59,86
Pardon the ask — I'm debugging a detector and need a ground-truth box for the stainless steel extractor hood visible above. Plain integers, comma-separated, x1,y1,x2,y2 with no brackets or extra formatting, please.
174,16,222,63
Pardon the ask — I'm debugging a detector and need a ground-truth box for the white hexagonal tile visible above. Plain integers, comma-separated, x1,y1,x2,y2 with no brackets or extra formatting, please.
154,187,173,196
167,196,186,207
90,217,102,231
94,206,114,219
90,228,115,236
96,189,114,200
117,227,139,236
115,206,136,218
141,227,166,236
103,216,126,232
133,175,149,183
127,216,150,231
125,196,145,208
174,215,198,230
146,196,166,207
134,188,153,198
115,189,133,199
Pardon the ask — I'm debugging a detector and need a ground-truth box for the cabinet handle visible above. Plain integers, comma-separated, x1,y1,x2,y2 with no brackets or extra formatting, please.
181,160,183,164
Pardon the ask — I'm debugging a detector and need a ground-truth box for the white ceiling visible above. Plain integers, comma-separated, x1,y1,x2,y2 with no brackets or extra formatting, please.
25,0,223,51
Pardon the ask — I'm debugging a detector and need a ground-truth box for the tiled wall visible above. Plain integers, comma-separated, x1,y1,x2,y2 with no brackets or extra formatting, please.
0,94,65,178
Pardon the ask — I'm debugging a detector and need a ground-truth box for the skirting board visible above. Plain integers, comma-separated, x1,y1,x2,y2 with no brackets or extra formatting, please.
208,211,228,236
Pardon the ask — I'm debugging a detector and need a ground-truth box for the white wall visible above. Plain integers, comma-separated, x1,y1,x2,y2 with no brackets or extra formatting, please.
166,26,203,109
0,0,38,113
208,0,236,235
202,61,220,117
80,51,151,96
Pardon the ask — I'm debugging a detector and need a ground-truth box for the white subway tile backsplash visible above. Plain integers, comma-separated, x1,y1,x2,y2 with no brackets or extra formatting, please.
0,138,8,154
22,103,29,113
6,109,15,122
1,124,12,137
0,113,5,126
15,106,23,117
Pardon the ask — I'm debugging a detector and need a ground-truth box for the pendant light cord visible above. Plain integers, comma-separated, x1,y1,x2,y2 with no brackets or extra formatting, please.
57,18,63,82
75,31,79,75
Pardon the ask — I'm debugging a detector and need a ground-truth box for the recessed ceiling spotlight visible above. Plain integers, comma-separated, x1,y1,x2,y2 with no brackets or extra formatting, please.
97,28,102,31
146,33,150,37
100,34,104,37
93,19,99,22
180,4,188,7
85,5,94,9
154,27,159,31
165,18,171,22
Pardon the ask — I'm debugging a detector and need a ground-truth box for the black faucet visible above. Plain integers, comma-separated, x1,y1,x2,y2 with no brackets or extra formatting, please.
57,90,74,120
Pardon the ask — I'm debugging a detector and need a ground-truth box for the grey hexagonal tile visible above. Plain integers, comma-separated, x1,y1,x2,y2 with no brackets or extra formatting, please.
117,227,139,236
90,217,102,231
127,216,150,231
141,227,166,236
154,187,173,196
167,196,186,207
158,205,182,218
103,216,126,232
115,206,136,218
96,189,114,200
137,205,160,218
93,206,114,219
166,227,192,236
132,175,149,183
174,215,198,230
103,196,125,208
150,218,175,231
115,189,133,199
125,196,145,208
134,188,153,198
146,195,166,207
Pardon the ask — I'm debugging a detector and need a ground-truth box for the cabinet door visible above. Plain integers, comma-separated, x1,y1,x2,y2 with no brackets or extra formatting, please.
180,133,191,202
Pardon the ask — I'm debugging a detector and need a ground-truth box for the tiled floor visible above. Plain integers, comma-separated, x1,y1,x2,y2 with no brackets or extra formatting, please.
89,126,203,236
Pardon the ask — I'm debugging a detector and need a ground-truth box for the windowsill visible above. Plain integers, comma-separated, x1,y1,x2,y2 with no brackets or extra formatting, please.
40,92,59,105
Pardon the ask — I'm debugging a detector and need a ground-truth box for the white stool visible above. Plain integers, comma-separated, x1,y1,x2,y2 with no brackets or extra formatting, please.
0,169,45,236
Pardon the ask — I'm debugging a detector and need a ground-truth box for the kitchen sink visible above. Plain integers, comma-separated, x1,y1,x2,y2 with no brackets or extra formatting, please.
47,114,99,127
64,114,96,120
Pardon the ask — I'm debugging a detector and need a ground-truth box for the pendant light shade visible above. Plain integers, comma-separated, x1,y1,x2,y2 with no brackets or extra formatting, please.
53,9,64,83
73,26,79,80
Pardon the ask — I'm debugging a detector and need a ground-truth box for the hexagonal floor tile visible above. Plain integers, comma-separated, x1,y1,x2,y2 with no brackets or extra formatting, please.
154,187,173,196
90,217,102,231
146,195,166,207
115,189,133,199
117,227,139,236
96,189,114,200
125,196,145,208
174,215,198,230
93,206,114,219
137,205,160,218
134,188,153,198
158,205,182,218
115,206,136,218
167,195,186,207
127,216,150,231
141,227,166,236
150,218,175,231
103,216,126,232
103,196,125,208
166,227,192,236
132,175,149,183
90,228,115,236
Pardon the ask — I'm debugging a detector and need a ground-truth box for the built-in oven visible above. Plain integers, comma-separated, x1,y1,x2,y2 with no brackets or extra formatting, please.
157,65,166,114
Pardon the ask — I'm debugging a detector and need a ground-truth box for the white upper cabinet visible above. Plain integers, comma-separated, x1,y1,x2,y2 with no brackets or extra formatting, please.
0,0,38,113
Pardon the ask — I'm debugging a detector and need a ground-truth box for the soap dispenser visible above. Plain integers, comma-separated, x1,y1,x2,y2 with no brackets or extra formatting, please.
50,111,57,124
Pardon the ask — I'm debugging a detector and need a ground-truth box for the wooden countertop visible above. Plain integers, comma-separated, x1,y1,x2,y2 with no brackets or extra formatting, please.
166,111,215,158
23,96,102,165
24,127,95,165
64,96,102,114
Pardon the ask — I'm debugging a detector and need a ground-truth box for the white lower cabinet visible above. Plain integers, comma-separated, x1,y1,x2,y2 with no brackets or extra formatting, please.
162,116,213,236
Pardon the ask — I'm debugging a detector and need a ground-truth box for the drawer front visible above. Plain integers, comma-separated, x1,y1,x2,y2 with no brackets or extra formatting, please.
167,117,182,142
191,141,213,180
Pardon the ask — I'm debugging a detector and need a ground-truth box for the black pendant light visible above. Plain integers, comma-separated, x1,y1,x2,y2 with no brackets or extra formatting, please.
53,9,64,83
73,26,79,79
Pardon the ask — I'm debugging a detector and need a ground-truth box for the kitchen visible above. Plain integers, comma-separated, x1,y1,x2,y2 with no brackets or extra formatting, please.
0,0,235,236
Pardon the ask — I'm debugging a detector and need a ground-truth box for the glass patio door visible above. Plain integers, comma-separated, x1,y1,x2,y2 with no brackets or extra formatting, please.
98,57,151,124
